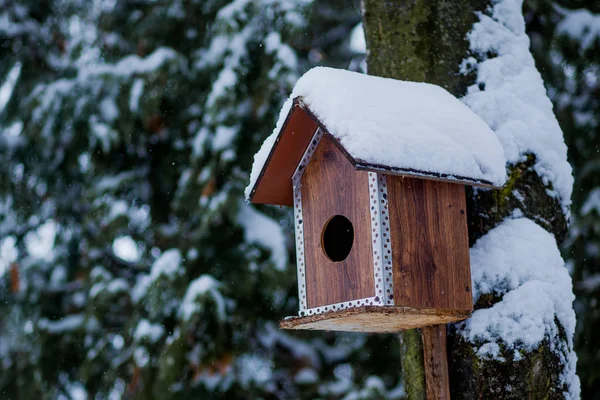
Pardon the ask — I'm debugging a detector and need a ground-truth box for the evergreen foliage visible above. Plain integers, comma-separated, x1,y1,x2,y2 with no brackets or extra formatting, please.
0,0,599,398
0,1,403,398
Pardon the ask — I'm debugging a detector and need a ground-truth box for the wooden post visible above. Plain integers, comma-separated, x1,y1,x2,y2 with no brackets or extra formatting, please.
421,325,450,399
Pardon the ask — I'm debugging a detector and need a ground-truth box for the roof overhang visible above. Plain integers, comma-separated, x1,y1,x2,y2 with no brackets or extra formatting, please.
249,98,501,206
249,98,317,206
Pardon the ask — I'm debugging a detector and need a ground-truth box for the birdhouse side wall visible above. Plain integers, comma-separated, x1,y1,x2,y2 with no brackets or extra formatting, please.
387,177,473,311
300,135,375,309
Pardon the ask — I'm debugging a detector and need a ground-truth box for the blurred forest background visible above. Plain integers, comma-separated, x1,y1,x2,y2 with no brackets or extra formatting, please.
0,0,598,399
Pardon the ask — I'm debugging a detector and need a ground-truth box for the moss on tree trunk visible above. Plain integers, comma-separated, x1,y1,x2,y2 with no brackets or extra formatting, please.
362,0,488,95
362,0,571,398
399,328,426,399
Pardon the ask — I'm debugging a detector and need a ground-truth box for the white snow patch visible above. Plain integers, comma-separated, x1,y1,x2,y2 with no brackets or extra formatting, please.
179,274,225,321
237,354,273,387
346,376,394,399
65,381,87,400
38,314,85,334
49,265,66,286
0,62,21,114
581,188,600,216
89,283,104,299
264,31,281,54
129,78,144,113
30,79,74,123
112,334,125,350
463,217,579,398
112,235,140,262
192,127,209,157
237,200,287,271
133,319,164,343
557,8,600,52
78,152,90,172
24,220,57,260
0,13,38,38
206,67,238,108
89,116,117,153
2,120,24,150
100,97,119,122
90,276,129,299
294,368,318,384
462,0,573,213
134,347,150,368
149,249,182,281
80,47,179,79
94,170,141,192
212,125,238,151
0,236,18,279
350,23,366,53
470,219,570,303
131,275,151,303
108,200,128,221
107,278,129,293
246,67,507,199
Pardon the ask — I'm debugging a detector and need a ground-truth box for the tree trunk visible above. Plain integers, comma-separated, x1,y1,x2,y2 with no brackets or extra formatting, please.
362,0,573,398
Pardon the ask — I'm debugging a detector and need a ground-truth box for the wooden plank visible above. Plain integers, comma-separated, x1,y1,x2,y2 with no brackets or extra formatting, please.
250,104,318,206
280,306,470,333
388,177,472,311
422,325,451,400
301,135,374,308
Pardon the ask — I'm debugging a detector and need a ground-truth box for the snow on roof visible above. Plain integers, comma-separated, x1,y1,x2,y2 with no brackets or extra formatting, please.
246,67,507,200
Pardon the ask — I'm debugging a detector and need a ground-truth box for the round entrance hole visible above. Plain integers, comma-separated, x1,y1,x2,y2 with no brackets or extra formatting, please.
321,215,354,262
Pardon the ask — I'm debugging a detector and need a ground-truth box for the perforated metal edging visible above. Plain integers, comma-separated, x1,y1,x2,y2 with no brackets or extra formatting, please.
374,173,394,305
303,296,380,316
293,131,394,317
293,127,324,313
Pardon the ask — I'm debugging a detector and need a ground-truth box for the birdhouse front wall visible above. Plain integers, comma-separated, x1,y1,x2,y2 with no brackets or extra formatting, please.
291,125,472,320
293,130,393,316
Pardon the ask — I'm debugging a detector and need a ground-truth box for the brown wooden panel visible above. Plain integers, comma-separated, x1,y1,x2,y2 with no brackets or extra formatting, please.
302,135,374,308
250,104,318,206
280,306,471,333
388,177,472,311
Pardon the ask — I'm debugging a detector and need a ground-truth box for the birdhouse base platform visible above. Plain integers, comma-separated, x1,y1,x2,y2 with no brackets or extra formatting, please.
280,306,471,333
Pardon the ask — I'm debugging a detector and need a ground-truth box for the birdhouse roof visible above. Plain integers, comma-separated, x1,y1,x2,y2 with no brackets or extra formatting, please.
246,67,507,206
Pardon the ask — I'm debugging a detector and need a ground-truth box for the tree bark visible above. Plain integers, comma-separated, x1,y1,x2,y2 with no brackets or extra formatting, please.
362,0,571,398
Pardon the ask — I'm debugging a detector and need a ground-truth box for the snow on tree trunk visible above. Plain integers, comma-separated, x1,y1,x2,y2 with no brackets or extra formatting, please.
362,0,579,398
524,3,600,397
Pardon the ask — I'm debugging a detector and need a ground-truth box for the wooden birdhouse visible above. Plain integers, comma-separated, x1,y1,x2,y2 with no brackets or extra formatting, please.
246,67,506,333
